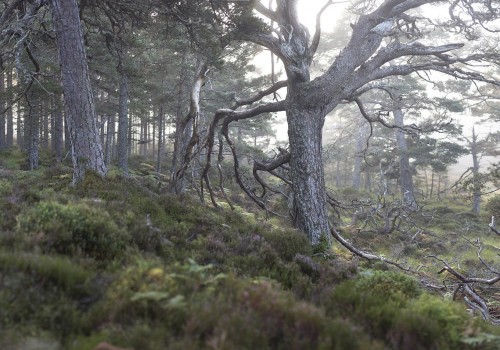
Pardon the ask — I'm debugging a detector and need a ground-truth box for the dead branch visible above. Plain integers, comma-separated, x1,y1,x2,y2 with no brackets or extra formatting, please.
489,216,500,236
330,227,411,271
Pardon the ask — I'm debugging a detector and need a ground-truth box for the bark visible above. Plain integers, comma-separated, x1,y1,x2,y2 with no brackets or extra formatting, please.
49,0,107,183
64,114,70,151
105,114,115,166
26,89,39,170
393,109,416,205
152,111,156,157
53,95,64,162
117,71,129,173
41,99,49,149
17,100,23,150
156,105,164,173
6,69,14,147
170,53,189,185
128,114,132,157
171,58,208,195
471,127,481,214
352,122,367,190
287,96,330,244
0,70,5,149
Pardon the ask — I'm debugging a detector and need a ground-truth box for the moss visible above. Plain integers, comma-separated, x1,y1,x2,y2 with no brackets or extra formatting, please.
0,178,13,196
17,201,129,260
0,251,95,341
391,294,474,350
0,251,92,293
327,270,421,338
262,229,313,261
3,149,500,349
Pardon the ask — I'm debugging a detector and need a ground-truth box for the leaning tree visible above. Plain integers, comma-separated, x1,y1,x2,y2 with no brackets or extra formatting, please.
200,0,500,244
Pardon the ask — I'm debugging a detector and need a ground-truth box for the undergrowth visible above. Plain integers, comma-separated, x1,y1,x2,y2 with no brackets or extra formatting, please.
0,161,499,350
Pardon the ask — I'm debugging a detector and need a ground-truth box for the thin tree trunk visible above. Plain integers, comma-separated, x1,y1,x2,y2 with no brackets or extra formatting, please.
26,89,39,170
335,157,341,187
429,171,435,198
41,99,49,150
0,69,5,149
352,121,367,190
49,0,107,183
105,114,115,166
152,110,156,158
365,169,372,192
393,109,416,205
128,113,133,157
437,173,442,200
117,71,129,173
53,95,63,162
424,168,429,198
17,100,23,150
156,105,164,173
6,69,14,147
471,126,481,214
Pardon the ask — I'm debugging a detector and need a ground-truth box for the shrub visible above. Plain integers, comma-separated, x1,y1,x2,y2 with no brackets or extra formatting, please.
0,178,13,196
328,271,421,338
262,229,313,261
17,201,129,260
391,294,474,350
483,195,500,222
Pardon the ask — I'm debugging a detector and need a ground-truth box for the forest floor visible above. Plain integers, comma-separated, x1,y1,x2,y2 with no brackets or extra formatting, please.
0,149,499,350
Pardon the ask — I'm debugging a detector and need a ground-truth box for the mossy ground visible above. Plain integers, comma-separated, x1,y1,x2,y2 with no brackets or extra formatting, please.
0,154,499,349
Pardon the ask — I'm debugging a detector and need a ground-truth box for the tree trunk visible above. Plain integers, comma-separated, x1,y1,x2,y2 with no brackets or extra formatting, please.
105,114,115,166
335,157,342,187
128,113,133,157
152,110,156,158
429,171,435,198
171,58,207,195
393,109,416,205
6,69,14,147
49,0,106,183
352,121,367,190
287,101,330,245
117,71,129,173
53,95,64,162
0,70,5,150
41,99,49,150
26,89,39,170
471,126,481,214
17,100,23,150
365,169,372,192
156,105,164,173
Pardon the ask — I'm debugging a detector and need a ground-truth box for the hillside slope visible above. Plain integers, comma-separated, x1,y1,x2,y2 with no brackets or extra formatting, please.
0,154,499,350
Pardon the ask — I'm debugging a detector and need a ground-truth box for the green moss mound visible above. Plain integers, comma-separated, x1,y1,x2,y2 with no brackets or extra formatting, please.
17,200,128,260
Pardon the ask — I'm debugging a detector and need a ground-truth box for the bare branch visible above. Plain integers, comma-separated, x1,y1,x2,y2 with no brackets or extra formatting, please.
489,216,500,236
231,80,287,109
330,227,411,271
307,0,333,59
432,255,500,285
254,1,277,22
